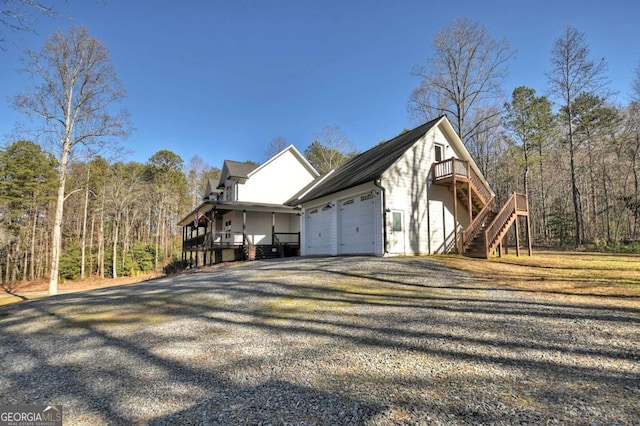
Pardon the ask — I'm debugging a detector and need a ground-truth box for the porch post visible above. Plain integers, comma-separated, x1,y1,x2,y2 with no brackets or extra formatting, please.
189,226,193,268
195,222,199,268
467,162,473,225
182,226,186,262
243,210,247,244
453,183,459,253
203,213,207,266
515,215,521,257
271,212,276,244
526,195,533,256
468,182,473,224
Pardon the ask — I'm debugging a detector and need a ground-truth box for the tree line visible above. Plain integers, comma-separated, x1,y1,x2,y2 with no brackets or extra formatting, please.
409,19,640,250
0,146,209,287
2,9,640,292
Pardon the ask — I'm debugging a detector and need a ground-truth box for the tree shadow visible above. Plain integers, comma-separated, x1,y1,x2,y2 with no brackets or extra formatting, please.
0,256,638,424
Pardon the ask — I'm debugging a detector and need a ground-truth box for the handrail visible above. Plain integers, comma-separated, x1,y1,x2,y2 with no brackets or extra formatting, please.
462,197,496,249
468,166,492,206
273,232,301,245
484,192,517,256
183,231,245,249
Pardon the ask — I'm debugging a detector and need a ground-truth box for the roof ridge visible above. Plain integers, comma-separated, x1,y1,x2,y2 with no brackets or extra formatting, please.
292,116,444,204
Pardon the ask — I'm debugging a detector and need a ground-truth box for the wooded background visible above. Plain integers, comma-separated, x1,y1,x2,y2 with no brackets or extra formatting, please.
1,9,639,287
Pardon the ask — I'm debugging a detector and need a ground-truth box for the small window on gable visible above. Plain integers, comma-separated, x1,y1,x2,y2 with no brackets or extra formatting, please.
434,144,444,162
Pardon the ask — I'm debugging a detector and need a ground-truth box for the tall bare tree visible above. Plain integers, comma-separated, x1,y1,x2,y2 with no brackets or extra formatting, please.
546,25,607,247
13,26,128,294
409,18,514,147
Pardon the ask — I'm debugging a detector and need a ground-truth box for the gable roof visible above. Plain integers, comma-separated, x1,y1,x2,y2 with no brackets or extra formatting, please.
224,160,259,179
290,116,443,204
218,160,259,188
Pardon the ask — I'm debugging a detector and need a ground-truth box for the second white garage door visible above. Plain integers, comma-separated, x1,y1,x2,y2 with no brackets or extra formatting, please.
338,193,375,254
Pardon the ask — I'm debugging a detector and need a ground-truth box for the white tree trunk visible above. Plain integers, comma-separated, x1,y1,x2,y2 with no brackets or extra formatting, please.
49,147,69,295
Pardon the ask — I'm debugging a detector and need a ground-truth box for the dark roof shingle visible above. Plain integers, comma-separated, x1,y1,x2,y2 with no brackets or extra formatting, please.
292,117,442,204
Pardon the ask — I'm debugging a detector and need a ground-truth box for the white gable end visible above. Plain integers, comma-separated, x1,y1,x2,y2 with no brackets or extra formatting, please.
238,146,318,204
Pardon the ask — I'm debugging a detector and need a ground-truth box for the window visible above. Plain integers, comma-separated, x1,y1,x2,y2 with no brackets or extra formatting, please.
434,144,444,162
224,220,232,238
392,212,402,232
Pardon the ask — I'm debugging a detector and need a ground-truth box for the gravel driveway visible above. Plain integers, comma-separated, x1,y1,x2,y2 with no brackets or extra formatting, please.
0,256,638,425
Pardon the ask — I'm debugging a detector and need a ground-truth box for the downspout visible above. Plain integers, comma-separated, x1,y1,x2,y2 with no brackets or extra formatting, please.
374,179,388,254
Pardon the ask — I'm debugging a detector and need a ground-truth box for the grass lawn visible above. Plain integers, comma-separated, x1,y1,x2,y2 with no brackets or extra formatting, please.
436,250,640,307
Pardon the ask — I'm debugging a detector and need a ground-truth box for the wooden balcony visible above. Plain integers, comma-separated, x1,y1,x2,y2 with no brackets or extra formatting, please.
432,158,493,215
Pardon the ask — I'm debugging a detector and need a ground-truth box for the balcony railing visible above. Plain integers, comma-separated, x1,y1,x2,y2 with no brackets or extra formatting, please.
433,158,493,207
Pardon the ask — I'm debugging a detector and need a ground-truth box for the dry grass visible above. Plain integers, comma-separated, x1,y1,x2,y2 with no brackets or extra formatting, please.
436,250,640,307
0,273,161,306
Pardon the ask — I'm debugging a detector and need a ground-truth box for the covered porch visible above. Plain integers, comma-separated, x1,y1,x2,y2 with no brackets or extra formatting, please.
178,201,301,268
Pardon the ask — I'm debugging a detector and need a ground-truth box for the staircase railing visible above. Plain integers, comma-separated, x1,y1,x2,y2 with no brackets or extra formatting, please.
468,164,493,206
462,197,496,251
484,192,518,256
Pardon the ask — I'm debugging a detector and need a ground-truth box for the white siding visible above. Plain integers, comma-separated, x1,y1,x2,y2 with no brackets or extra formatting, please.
382,123,470,255
238,149,316,204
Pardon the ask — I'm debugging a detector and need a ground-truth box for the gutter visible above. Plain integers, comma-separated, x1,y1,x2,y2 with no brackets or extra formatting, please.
374,178,388,254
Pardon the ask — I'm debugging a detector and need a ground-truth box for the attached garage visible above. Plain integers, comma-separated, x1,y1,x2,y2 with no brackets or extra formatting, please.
304,205,332,255
338,192,376,254
291,116,493,258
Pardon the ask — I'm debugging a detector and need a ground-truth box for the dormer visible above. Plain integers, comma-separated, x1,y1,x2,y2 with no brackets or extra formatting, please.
202,178,223,201
216,160,259,202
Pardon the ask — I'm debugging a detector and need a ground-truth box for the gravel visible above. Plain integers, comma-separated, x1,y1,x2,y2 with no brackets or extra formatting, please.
0,256,638,425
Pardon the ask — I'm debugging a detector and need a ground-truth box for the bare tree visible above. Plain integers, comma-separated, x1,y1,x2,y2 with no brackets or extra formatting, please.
0,0,56,47
632,59,640,102
409,18,514,147
546,25,607,247
304,125,357,174
265,135,289,160
13,26,129,294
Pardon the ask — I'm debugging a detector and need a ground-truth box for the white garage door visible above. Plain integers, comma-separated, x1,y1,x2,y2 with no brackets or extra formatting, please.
305,206,332,255
338,193,375,254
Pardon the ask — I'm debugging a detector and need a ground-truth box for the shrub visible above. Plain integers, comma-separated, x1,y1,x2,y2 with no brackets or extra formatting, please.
163,258,189,275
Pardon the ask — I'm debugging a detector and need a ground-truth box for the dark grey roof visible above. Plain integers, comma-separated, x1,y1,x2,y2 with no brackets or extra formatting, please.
217,160,259,188
224,160,259,179
291,117,443,204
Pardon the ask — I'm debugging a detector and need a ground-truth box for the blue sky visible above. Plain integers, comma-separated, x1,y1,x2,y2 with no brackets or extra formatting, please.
1,0,638,169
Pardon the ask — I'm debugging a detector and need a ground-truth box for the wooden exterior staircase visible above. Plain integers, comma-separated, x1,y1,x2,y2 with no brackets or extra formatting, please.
432,158,532,258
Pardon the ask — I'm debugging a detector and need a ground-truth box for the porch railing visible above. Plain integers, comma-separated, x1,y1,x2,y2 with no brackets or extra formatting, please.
183,231,245,250
433,158,493,206
184,231,300,251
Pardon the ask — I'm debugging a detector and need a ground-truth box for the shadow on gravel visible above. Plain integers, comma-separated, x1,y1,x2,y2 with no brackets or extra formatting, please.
0,256,638,424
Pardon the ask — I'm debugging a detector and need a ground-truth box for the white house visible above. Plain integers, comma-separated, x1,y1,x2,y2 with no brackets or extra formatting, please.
288,116,531,258
179,145,319,265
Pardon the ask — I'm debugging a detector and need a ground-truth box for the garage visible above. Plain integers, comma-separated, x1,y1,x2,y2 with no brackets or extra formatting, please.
338,193,376,254
304,205,332,255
